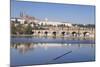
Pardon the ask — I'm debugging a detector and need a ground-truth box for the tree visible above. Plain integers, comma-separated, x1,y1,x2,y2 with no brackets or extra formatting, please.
25,24,33,34
11,23,17,34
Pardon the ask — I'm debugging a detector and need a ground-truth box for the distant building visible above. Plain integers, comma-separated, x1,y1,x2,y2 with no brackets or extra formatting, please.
11,17,25,24
39,18,72,27
11,12,73,27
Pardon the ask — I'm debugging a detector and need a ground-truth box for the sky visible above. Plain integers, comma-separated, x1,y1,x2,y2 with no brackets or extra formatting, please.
11,0,95,24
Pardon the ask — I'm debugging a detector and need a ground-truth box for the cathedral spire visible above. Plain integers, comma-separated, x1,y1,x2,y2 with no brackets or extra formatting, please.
20,12,24,18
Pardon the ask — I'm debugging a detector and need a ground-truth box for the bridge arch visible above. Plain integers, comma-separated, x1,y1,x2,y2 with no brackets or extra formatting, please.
61,31,65,36
44,31,48,35
38,31,41,34
72,32,77,36
52,31,56,36
83,32,90,37
31,31,34,34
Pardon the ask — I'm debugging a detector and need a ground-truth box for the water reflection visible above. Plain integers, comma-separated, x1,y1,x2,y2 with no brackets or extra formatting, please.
10,37,95,66
11,36,95,41
10,43,95,66
11,43,94,54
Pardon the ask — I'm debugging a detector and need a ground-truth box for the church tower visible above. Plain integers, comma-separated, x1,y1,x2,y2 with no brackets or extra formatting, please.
44,17,48,25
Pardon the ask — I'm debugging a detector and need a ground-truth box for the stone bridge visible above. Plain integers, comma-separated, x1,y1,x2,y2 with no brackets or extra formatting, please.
32,26,95,37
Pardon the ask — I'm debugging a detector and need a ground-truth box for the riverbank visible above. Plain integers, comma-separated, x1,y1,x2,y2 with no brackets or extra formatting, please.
11,34,95,40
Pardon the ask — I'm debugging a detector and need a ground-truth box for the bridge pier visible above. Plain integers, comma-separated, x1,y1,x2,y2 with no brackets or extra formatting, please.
32,27,95,38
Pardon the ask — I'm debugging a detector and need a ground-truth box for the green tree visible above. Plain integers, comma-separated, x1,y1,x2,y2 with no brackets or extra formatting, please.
11,23,17,34
25,24,33,34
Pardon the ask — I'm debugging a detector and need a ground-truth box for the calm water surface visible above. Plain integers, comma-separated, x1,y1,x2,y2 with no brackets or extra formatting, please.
10,37,95,66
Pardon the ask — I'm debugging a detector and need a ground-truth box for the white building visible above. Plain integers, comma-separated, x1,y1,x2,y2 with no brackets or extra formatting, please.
11,18,25,24
39,18,72,27
11,17,72,27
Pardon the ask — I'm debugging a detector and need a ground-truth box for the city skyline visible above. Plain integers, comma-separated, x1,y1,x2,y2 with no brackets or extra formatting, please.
11,0,95,24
